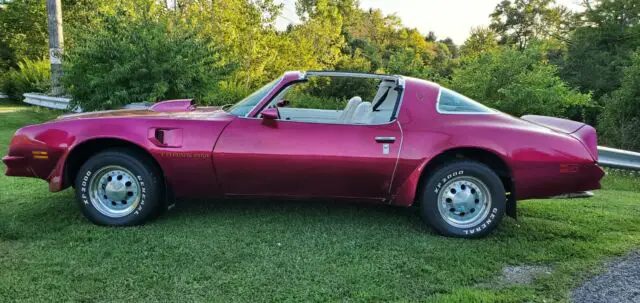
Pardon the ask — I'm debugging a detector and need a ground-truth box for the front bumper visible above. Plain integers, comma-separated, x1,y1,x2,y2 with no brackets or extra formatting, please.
2,155,35,177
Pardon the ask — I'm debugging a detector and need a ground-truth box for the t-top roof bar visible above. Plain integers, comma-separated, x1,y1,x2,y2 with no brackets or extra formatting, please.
304,71,403,85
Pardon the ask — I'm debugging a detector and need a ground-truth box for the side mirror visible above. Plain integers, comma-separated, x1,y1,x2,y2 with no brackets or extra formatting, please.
261,107,280,120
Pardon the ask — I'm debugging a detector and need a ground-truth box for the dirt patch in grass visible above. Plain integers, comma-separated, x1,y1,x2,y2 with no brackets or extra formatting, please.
476,264,554,289
500,264,554,285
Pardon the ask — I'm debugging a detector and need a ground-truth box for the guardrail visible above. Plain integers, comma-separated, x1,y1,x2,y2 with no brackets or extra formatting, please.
23,93,81,112
23,93,72,110
598,146,640,171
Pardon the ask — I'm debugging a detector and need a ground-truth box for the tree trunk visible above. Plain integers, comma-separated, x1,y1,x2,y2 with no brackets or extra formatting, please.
46,0,64,96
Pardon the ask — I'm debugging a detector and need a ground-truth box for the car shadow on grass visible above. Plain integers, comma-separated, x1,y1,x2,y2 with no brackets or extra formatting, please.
160,198,431,233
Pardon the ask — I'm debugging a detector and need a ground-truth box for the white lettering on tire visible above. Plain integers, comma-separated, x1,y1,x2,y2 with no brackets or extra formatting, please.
434,170,464,194
80,170,92,205
462,207,499,235
134,175,146,215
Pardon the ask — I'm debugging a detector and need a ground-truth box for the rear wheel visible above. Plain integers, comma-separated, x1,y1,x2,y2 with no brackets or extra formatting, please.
420,160,505,238
74,149,163,226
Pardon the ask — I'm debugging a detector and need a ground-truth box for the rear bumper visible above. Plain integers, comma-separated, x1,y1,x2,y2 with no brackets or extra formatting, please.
2,155,36,177
515,163,605,200
577,163,606,191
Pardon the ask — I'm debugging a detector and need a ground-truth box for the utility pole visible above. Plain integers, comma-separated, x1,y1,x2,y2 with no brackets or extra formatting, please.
46,0,64,95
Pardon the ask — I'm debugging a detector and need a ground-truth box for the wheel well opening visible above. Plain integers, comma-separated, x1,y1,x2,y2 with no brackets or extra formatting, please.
64,138,164,188
416,148,514,204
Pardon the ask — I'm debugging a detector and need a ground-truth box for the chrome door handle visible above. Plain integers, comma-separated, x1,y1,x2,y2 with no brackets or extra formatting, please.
375,136,396,143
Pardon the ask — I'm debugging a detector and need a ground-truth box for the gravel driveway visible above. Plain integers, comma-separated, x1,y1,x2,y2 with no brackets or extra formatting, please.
572,252,640,303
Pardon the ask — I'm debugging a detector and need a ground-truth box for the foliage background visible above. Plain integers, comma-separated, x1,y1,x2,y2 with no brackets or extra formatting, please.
0,0,639,149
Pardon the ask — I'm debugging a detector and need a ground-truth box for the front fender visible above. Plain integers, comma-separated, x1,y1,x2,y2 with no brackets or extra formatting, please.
4,119,156,192
3,125,74,188
51,133,152,192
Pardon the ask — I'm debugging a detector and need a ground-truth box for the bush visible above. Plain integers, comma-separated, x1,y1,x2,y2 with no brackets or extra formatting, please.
205,79,254,106
599,51,640,151
449,45,593,119
1,58,51,100
301,53,378,102
63,8,230,111
288,90,347,110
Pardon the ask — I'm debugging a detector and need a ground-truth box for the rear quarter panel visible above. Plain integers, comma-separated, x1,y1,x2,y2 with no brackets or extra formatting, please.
391,78,598,205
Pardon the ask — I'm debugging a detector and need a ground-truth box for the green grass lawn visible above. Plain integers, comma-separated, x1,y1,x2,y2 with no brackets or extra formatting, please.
1,108,639,302
0,102,29,113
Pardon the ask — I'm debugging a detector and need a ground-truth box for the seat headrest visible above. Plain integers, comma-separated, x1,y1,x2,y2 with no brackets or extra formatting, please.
348,96,362,104
352,102,373,124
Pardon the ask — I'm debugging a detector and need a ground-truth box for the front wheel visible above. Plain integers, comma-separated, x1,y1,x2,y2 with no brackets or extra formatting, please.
74,148,163,226
420,160,506,238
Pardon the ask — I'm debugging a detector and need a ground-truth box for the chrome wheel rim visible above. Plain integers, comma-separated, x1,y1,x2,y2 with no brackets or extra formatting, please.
89,165,141,218
437,176,491,229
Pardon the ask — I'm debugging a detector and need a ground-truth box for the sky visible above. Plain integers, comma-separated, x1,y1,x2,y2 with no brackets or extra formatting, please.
274,0,585,45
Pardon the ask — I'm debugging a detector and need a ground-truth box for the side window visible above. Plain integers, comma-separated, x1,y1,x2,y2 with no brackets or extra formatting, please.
264,77,398,125
437,88,492,114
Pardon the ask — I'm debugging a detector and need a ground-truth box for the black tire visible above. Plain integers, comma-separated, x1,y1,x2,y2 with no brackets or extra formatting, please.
74,148,163,226
420,160,505,238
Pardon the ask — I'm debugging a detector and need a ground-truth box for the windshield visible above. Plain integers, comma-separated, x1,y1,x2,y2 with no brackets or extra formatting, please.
227,79,280,116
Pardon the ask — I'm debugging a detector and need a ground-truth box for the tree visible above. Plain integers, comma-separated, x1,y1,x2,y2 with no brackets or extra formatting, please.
581,0,640,27
298,0,345,67
489,0,575,49
175,0,283,88
599,51,640,151
387,48,433,79
0,0,118,72
460,27,499,58
561,0,640,100
296,0,361,28
0,1,48,71
449,45,592,118
426,31,437,42
438,37,459,59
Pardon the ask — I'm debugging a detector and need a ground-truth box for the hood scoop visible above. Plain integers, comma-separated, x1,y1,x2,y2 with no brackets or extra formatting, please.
150,99,196,113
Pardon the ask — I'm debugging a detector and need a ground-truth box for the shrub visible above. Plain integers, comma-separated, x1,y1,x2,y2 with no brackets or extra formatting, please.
599,51,640,151
63,8,230,111
1,58,51,100
205,79,254,106
288,90,347,110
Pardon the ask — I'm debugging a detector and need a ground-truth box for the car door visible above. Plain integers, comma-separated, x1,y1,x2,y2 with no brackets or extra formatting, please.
213,117,402,201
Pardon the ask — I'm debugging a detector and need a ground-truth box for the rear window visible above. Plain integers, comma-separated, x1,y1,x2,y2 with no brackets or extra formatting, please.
437,88,492,114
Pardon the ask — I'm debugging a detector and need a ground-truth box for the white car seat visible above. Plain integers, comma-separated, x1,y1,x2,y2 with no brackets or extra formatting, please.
351,102,374,124
338,96,362,123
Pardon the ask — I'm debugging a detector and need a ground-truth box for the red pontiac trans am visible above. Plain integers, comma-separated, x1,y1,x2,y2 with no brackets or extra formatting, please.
2,71,604,238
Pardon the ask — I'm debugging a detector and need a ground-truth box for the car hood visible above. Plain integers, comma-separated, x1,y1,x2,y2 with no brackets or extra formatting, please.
57,107,225,120
56,99,224,121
